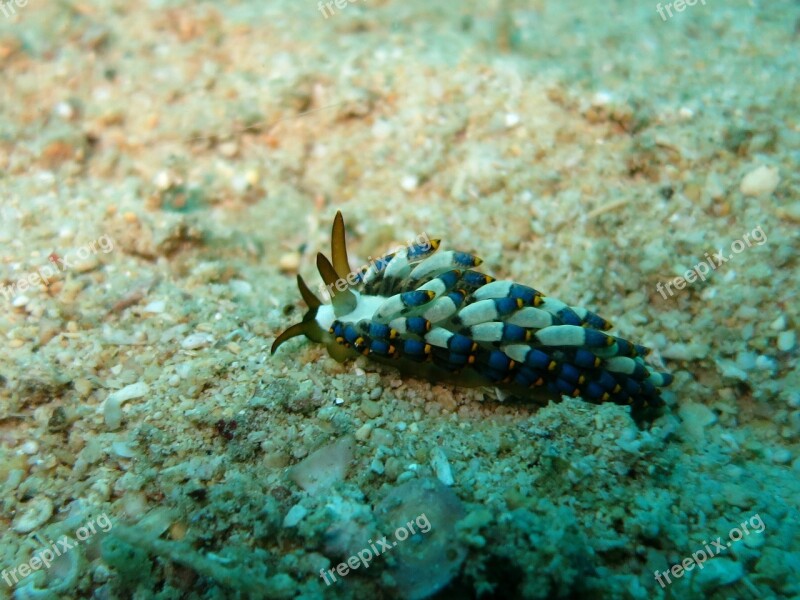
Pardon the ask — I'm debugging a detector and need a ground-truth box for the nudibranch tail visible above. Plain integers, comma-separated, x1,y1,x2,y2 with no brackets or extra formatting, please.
271,211,674,413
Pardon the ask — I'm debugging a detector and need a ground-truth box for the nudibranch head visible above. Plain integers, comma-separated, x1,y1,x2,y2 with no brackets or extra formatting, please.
272,211,673,413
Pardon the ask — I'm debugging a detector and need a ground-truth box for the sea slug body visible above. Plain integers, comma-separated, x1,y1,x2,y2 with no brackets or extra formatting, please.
272,212,673,413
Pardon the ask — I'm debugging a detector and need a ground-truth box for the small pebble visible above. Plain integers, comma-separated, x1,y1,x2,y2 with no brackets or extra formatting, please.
770,315,787,331
401,175,419,192
278,253,300,273
182,332,214,350
678,402,717,441
355,422,373,441
54,101,76,120
776,201,800,223
740,165,779,197
777,330,796,352
361,399,382,419
219,141,238,158
73,255,100,273
370,428,394,447
755,355,777,372
695,558,743,590
143,300,166,314
283,504,308,528
229,279,253,296
743,532,765,549
20,440,38,455
370,458,385,475
74,378,93,397
289,436,354,494
771,449,792,464
154,170,172,190
430,447,455,486
111,441,137,458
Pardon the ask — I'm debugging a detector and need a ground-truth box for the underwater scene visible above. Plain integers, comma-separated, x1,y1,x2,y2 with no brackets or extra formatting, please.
0,0,798,598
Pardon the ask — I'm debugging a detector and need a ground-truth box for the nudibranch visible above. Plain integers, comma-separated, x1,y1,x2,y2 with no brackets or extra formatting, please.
272,212,672,412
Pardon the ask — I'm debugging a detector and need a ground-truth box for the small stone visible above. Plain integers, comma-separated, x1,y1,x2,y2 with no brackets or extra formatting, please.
777,330,796,352
430,447,454,486
717,360,748,381
143,300,166,314
181,332,214,350
736,351,758,370
740,165,779,197
755,355,777,373
289,436,354,494
54,101,76,120
354,422,373,441
283,504,308,528
663,341,709,361
20,440,38,455
370,458,385,474
771,448,792,464
360,399,382,419
229,279,252,296
219,141,238,158
111,441,136,458
504,113,520,128
154,170,172,190
278,253,300,273
401,175,418,192
694,558,743,590
743,532,765,549
74,378,93,397
372,119,392,139
770,315,787,331
384,457,402,480
73,254,100,273
776,201,800,223
788,411,800,435
370,428,394,448
93,564,111,584
678,402,717,441
374,478,466,600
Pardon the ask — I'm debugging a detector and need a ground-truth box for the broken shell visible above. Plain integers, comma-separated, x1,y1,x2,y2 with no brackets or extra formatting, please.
13,497,54,533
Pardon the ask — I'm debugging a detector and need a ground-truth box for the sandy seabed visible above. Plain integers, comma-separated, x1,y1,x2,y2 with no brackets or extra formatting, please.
0,1,798,599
